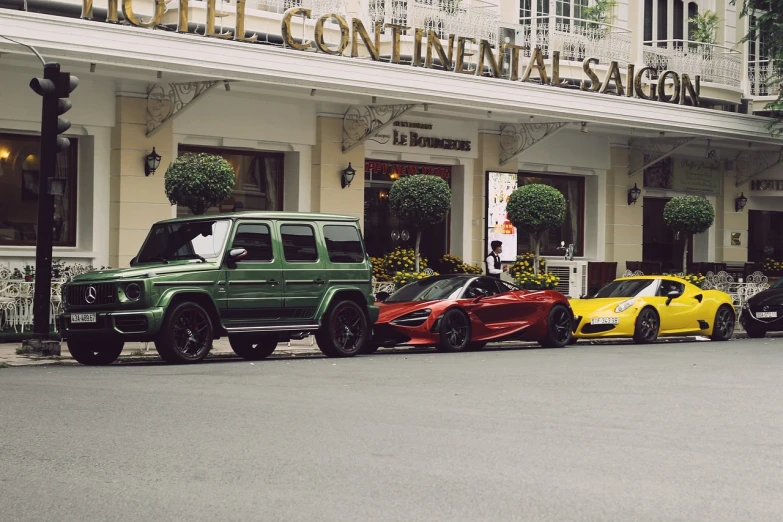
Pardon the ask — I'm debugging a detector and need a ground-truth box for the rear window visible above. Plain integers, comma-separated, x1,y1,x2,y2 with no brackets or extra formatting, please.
280,224,318,262
323,225,365,263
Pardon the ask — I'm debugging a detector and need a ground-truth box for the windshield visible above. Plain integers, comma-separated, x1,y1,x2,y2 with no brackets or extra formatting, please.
385,277,469,303
137,220,231,263
594,279,658,299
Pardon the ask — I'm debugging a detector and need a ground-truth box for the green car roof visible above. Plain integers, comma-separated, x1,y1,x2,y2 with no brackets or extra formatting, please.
157,211,360,224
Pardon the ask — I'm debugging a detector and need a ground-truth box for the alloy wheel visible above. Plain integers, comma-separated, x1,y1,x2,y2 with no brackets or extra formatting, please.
550,307,572,344
331,303,364,352
443,313,469,349
639,310,658,342
172,308,211,359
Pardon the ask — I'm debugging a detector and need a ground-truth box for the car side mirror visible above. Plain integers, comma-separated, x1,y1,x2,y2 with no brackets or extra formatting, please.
228,248,248,262
375,291,390,302
666,290,681,305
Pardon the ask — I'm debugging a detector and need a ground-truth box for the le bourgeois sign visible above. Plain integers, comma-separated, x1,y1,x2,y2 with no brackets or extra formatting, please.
78,0,702,107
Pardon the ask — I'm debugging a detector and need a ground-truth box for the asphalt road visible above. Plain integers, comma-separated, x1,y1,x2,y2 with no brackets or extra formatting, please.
2,339,782,522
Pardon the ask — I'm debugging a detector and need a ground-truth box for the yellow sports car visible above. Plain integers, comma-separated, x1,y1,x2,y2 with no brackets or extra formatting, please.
569,276,736,344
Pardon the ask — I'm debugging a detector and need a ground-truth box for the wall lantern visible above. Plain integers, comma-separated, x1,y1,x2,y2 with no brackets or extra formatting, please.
341,162,356,188
735,192,748,212
144,147,162,177
48,178,66,197
627,183,642,205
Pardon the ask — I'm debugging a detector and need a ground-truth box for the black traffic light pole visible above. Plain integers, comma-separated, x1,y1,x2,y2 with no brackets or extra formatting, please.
28,62,78,343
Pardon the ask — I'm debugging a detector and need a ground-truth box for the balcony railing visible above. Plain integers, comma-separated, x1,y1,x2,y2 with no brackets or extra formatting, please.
368,0,499,45
510,17,632,66
643,39,742,89
748,59,781,97
190,0,344,17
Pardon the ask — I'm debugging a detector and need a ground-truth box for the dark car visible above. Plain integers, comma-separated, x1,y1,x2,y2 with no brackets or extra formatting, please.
365,274,574,353
740,279,783,338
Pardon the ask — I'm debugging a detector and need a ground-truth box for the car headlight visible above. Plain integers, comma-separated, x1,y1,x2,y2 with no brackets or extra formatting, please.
614,299,637,313
391,308,432,327
124,282,142,301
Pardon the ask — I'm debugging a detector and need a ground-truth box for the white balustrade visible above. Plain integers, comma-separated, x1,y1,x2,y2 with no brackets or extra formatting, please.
643,39,742,89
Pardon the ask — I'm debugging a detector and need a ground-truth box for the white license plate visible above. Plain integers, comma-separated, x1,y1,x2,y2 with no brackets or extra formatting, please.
71,313,97,324
756,311,778,319
591,317,619,325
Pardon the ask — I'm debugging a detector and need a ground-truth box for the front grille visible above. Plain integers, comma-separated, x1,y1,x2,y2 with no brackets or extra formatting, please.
115,315,149,333
67,283,115,306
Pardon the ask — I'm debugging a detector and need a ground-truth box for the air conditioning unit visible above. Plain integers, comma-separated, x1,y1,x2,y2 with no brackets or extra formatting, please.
546,260,588,298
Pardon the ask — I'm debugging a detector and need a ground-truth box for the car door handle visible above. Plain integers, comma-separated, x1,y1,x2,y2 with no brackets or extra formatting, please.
314,279,325,285
268,279,279,286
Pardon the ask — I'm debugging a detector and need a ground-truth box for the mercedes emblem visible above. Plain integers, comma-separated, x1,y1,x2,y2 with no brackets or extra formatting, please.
763,305,769,312
84,286,97,304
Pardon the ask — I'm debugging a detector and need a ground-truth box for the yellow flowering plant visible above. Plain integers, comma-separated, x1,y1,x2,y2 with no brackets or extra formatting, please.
762,258,783,275
513,272,560,290
383,247,429,275
664,272,706,288
508,252,546,281
392,270,439,287
437,254,483,275
371,257,391,281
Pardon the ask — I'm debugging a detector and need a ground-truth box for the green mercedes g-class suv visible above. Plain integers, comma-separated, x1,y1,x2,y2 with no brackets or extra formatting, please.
58,212,379,365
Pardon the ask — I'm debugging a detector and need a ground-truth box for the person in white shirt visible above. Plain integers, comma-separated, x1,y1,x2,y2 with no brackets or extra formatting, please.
486,241,503,279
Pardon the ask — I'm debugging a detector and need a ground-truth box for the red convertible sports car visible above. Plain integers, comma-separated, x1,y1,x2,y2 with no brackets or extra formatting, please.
364,274,574,353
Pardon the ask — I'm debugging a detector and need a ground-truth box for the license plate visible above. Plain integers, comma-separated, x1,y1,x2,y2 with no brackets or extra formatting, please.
591,317,619,325
71,313,96,324
756,311,778,319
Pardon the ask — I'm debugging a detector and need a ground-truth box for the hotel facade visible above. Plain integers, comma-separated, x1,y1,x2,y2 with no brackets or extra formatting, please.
0,0,780,294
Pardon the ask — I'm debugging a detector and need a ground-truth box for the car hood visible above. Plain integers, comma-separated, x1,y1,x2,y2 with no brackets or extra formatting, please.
377,300,443,321
747,288,783,307
570,297,636,315
70,261,220,282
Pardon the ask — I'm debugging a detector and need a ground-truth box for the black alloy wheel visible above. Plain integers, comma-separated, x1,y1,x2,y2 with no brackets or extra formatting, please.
436,309,471,352
316,300,368,358
155,301,214,364
67,339,124,366
710,305,735,341
633,307,660,344
539,304,573,348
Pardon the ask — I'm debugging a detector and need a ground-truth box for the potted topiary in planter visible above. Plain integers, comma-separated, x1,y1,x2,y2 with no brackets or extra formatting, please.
663,196,715,275
389,175,452,273
164,153,236,215
506,184,567,276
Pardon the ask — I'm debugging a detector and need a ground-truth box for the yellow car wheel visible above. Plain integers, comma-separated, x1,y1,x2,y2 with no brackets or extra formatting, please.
633,307,660,344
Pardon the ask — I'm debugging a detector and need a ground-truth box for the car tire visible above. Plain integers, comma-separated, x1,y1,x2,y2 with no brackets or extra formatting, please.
436,309,472,353
710,305,735,342
359,342,380,355
745,325,767,339
538,303,573,348
466,341,487,351
567,336,578,345
229,336,278,360
67,339,124,366
315,300,368,358
633,307,660,344
154,301,214,364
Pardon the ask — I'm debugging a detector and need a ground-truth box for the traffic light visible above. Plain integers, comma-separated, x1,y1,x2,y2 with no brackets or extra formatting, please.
30,63,79,153
28,63,79,338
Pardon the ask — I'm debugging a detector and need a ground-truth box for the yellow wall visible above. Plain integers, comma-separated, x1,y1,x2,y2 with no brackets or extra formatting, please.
110,97,173,268
311,116,365,230
606,145,643,275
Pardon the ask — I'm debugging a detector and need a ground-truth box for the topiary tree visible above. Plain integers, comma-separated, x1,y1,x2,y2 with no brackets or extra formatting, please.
663,196,715,275
389,175,452,272
164,153,235,215
506,184,566,276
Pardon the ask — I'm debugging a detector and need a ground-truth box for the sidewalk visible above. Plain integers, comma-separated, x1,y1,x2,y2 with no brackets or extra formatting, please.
0,328,775,368
0,337,325,367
